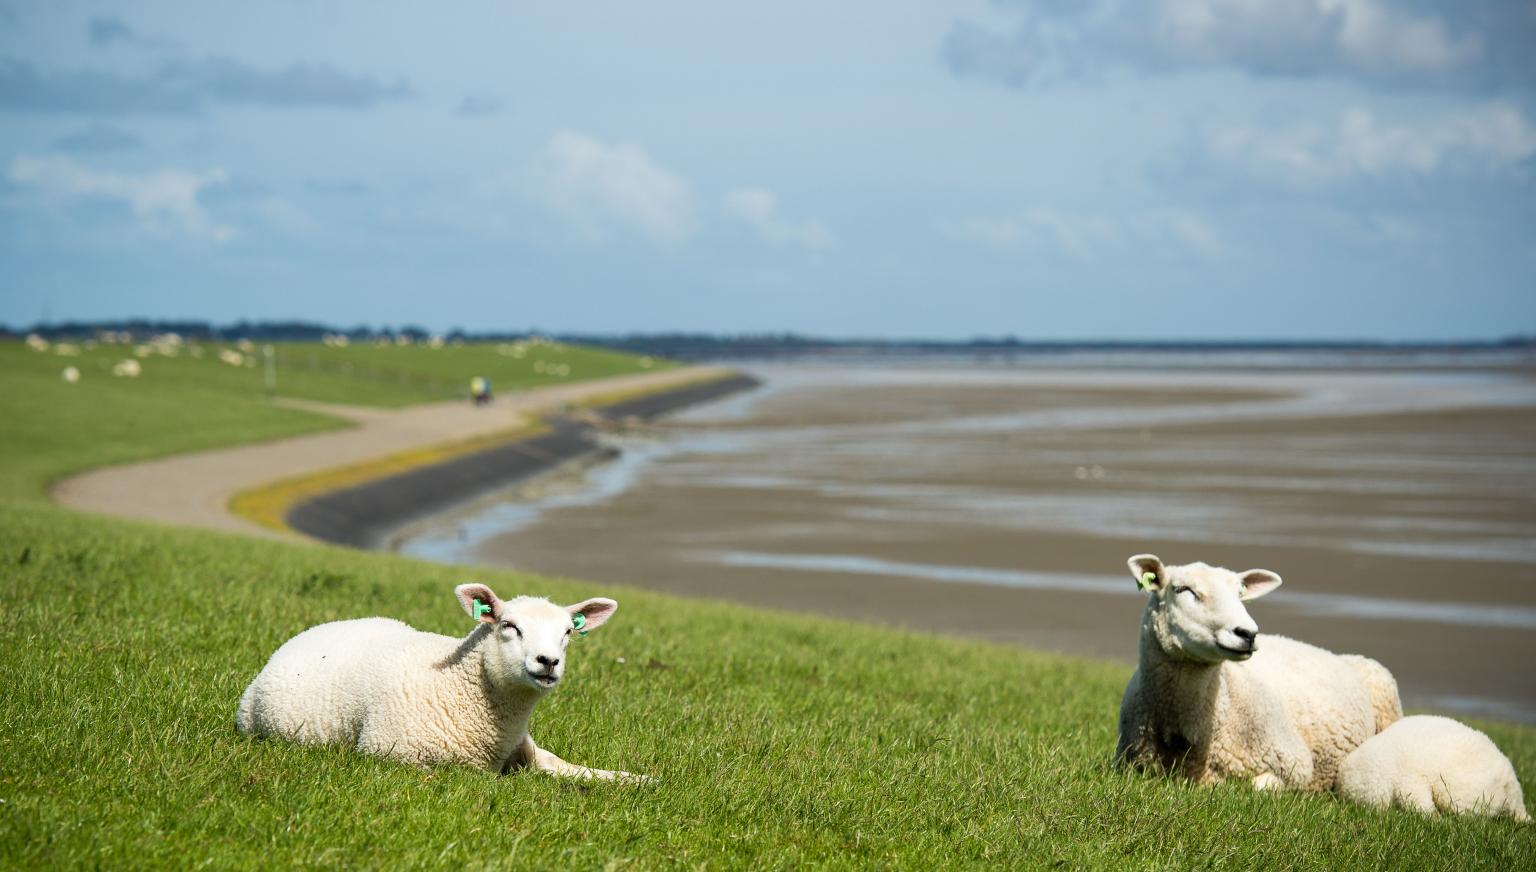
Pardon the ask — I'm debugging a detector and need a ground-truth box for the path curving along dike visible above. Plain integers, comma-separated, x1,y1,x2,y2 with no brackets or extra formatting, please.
52,367,754,543
285,373,761,549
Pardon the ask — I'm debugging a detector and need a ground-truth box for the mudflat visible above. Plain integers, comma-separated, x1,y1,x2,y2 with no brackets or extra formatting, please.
409,364,1536,722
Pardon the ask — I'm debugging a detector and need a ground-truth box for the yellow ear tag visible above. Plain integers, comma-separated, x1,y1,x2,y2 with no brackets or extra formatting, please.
1138,571,1158,591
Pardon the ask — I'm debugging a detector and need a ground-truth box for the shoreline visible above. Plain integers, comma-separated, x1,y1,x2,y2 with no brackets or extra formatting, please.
382,444,622,554
285,372,761,548
422,364,1536,723
49,366,743,540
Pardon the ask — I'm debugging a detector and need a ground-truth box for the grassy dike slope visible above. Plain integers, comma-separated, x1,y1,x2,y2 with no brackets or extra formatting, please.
0,339,671,499
1,345,1532,868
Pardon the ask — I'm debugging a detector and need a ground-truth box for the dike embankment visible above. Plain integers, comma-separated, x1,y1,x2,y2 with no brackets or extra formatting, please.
285,372,760,549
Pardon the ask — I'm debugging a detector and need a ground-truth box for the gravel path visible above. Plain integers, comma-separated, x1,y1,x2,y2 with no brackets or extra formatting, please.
51,368,729,540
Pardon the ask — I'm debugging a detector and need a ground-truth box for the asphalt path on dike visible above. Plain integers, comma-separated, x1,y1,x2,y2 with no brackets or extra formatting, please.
51,367,745,542
288,373,762,548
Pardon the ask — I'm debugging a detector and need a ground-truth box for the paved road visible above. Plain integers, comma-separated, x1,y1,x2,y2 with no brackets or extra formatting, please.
51,368,729,540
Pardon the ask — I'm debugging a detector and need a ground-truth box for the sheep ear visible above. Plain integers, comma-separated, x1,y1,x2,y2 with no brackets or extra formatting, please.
566,598,617,632
1239,570,1282,601
1128,554,1167,592
455,583,501,623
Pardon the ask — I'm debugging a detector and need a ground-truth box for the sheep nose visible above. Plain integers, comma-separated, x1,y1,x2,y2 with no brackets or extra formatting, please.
1232,627,1257,645
535,655,560,669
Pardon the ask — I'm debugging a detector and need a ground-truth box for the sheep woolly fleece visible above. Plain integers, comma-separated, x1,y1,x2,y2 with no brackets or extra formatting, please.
236,584,639,780
1117,554,1402,791
1336,715,1530,820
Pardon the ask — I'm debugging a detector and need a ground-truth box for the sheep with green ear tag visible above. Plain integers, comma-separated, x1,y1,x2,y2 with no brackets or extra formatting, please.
236,582,646,781
1116,553,1402,792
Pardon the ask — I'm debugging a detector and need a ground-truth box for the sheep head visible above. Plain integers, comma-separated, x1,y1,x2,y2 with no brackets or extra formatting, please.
454,583,617,692
1128,554,1280,664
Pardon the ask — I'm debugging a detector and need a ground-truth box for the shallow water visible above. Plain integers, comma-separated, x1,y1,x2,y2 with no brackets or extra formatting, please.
399,362,1536,721
702,552,1536,631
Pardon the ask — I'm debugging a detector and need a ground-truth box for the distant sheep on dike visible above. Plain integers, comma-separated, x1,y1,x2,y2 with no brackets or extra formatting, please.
1337,715,1529,821
236,583,645,781
1117,554,1401,791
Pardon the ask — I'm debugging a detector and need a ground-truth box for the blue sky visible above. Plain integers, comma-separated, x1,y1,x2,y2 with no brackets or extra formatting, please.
2,1,1533,339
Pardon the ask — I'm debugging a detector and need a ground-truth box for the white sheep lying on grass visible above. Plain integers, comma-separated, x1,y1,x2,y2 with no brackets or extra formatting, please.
236,583,644,781
1336,715,1529,820
1117,554,1401,791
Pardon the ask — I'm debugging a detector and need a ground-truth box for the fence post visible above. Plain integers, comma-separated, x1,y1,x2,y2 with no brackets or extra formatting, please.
263,345,276,399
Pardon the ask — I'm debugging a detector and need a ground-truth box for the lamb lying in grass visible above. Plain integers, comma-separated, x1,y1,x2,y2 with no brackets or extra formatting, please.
1117,554,1401,791
236,583,644,781
1336,715,1529,820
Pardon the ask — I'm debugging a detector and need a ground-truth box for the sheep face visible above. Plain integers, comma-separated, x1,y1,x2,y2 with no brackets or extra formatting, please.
454,584,617,692
1128,554,1281,664
494,597,579,690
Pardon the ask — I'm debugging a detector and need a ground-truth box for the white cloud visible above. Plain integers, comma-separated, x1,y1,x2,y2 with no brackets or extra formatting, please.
1021,208,1118,259
943,208,1118,259
1146,209,1224,258
1150,0,1480,74
8,154,234,241
945,206,1222,260
1328,0,1479,73
723,187,832,249
947,0,1500,90
533,131,693,244
1209,103,1536,183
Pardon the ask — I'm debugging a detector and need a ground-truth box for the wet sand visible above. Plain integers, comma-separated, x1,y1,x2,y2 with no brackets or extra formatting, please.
400,364,1536,722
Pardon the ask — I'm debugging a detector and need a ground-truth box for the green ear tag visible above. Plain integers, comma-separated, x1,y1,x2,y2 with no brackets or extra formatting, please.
572,613,588,636
473,599,492,619
1138,571,1158,591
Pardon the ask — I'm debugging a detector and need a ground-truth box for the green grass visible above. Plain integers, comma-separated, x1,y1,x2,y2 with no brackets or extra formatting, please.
1,337,1532,868
258,338,675,407
1,502,1532,869
10,337,672,409
0,342,345,501
0,339,670,500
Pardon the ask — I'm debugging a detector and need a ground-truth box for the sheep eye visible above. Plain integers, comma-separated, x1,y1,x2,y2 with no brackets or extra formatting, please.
1172,585,1199,600
501,621,521,636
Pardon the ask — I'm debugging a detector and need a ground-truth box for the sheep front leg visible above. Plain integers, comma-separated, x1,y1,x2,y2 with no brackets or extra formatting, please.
1252,773,1284,791
520,736,649,783
1254,725,1315,791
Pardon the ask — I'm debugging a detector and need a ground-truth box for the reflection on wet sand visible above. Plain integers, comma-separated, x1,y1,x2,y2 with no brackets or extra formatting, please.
400,363,1536,722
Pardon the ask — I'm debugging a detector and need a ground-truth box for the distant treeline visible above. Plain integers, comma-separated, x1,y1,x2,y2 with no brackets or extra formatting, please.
5,319,448,343
5,318,1533,361
559,333,1536,361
